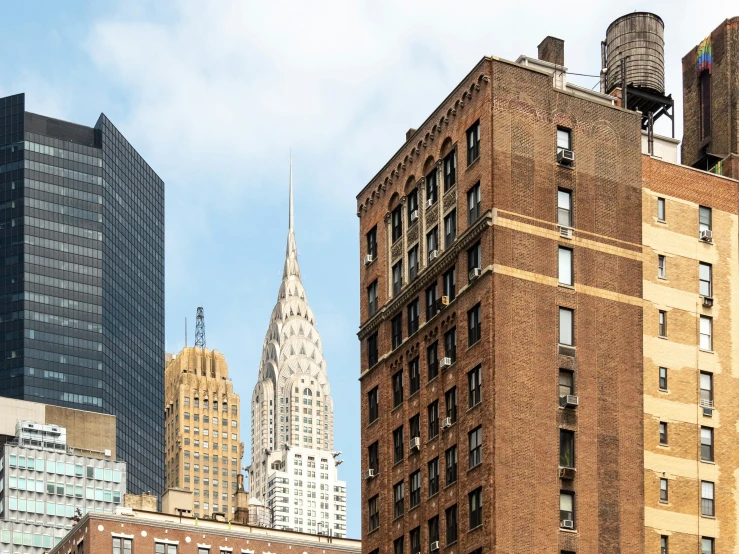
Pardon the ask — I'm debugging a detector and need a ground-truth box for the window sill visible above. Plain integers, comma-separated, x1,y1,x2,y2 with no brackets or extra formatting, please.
659,500,669,505
559,528,578,534
701,515,716,520
445,540,458,548
467,462,482,474
658,276,667,281
409,390,420,400
701,459,716,465
444,480,457,490
367,528,379,536
466,339,481,351
467,524,483,533
428,490,439,501
426,434,439,445
391,403,404,414
658,388,668,393
656,219,667,225
558,283,575,290
700,349,715,354
393,514,404,522
427,375,439,386
367,419,379,429
467,401,482,414
658,335,668,340
467,157,480,171
659,443,669,448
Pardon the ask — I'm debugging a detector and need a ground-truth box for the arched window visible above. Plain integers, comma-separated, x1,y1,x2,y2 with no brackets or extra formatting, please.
303,388,313,396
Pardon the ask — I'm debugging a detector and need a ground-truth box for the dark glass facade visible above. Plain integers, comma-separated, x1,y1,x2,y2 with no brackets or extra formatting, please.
0,93,164,496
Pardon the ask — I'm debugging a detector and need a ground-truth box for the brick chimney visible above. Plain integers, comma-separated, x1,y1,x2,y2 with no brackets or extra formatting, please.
538,36,565,66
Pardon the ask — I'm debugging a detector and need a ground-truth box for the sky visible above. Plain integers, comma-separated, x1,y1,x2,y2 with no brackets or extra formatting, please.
0,0,735,538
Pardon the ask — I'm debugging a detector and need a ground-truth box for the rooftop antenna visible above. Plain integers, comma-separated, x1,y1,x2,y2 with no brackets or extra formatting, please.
195,307,205,349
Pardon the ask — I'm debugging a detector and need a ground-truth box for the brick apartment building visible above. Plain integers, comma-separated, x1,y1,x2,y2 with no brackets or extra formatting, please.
356,13,739,554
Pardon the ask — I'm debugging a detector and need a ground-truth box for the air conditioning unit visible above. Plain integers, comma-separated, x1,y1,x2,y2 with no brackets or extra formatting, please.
560,395,579,409
410,437,420,451
441,417,452,430
469,267,481,281
439,357,453,370
559,226,573,239
700,399,714,409
703,296,714,307
439,295,450,307
559,467,576,480
428,250,439,261
430,541,440,552
560,519,574,530
703,407,714,417
364,254,374,266
426,198,434,208
410,210,419,223
363,469,376,480
700,229,713,243
557,149,575,166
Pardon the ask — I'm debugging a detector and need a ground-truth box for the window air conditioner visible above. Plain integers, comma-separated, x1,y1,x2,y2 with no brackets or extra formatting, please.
439,296,450,308
439,357,453,370
410,210,419,223
410,437,420,451
700,229,713,243
426,198,434,208
560,520,574,529
558,467,576,480
703,407,714,417
702,296,713,308
557,149,575,166
430,542,440,552
364,254,374,266
559,226,573,239
428,250,439,261
441,417,452,430
469,267,481,281
560,395,579,409
363,469,376,480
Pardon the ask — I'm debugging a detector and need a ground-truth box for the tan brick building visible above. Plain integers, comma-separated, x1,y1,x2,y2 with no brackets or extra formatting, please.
164,348,244,519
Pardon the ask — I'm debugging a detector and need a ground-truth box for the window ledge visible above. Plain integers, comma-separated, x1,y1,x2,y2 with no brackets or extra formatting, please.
428,491,439,501
391,403,404,414
701,460,716,465
701,515,716,520
466,339,481,352
700,349,715,354
445,540,458,548
659,443,669,448
659,500,669,505
467,524,483,533
427,375,439,386
658,276,667,281
426,435,439,446
392,514,404,522
558,283,575,290
656,219,667,225
658,335,668,340
467,462,482,474
466,402,482,414
658,388,668,393
367,528,379,536
367,419,379,429
559,528,578,534
409,390,420,400
467,157,480,171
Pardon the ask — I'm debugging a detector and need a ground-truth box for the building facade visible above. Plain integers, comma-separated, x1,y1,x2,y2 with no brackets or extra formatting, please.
0,93,165,497
0,420,126,552
164,347,243,519
249,172,347,537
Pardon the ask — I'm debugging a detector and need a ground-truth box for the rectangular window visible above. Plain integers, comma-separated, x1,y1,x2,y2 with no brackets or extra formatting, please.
560,491,574,526
445,446,458,485
410,527,421,554
155,545,177,554
408,189,419,224
468,487,482,529
559,370,573,399
443,266,456,301
392,261,403,296
427,169,438,205
556,127,572,153
393,371,404,407
367,281,378,317
409,357,420,395
702,537,715,554
468,426,482,469
444,210,457,248
112,537,132,554
701,481,714,516
558,189,572,227
445,387,457,423
427,228,438,262
368,332,378,367
368,442,379,473
658,255,666,279
467,183,481,225
367,226,377,259
559,247,573,285
410,471,421,508
467,121,480,165
410,414,420,439
468,365,482,408
393,481,405,518
394,426,404,463
661,536,668,554
700,262,712,297
657,197,666,221
428,401,439,439
408,246,419,282
559,307,574,345
467,304,481,346
443,150,457,191
659,422,668,445
700,372,713,406
368,386,379,423
427,342,439,380
445,327,457,363
426,284,438,320
701,427,714,462
700,316,713,351
559,429,574,468
700,206,712,233
428,458,439,497
428,516,439,550
467,241,481,279
659,367,667,390
394,538,404,554
408,299,420,335
659,310,667,337
368,495,379,532
445,504,458,544
392,205,403,243
660,478,668,502
392,313,403,349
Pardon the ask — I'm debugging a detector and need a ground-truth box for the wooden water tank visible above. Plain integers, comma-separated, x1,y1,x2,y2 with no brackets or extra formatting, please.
605,12,665,94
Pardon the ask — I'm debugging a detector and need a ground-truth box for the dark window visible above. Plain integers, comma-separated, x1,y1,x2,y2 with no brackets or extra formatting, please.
658,197,666,221
658,255,666,279
659,310,667,338
410,471,421,508
467,182,481,225
700,206,712,233
428,457,439,496
558,247,573,286
393,261,403,295
445,387,457,423
427,227,439,263
659,422,668,445
445,445,457,485
700,263,712,297
468,365,481,408
700,372,713,406
443,150,457,191
368,333,378,367
443,266,456,301
368,386,379,423
368,495,379,532
701,481,714,516
701,427,714,462
467,121,480,165
445,327,457,363
660,478,668,502
661,536,668,554
408,299,420,335
410,527,421,554
392,313,403,349
556,127,572,153
558,189,572,227
427,342,439,380
559,307,574,345
394,426,404,463
428,401,439,439
444,210,457,248
426,284,438,320
427,169,438,205
392,205,403,243
699,70,711,140
409,357,420,395
560,491,574,526
367,280,378,317
410,414,420,439
408,189,419,225
559,370,573,399
428,516,439,550
394,481,405,518
394,537,404,554
468,304,481,346
445,504,458,544
702,537,715,554
367,226,377,259
560,429,574,468
659,367,667,390
468,487,482,529
393,370,404,407
368,441,379,473
467,241,481,281
468,426,482,469
408,245,419,282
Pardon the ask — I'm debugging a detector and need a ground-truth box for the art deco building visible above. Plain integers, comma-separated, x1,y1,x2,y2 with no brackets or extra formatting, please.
248,170,347,537
164,347,243,519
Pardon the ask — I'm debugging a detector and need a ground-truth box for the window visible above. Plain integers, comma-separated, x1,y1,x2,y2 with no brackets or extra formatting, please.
155,545,177,554
468,487,482,529
367,281,378,317
445,387,457,423
467,304,481,346
699,70,712,140
445,446,458,485
427,169,438,205
367,226,377,260
559,307,574,345
428,516,439,550
408,299,420,335
410,470,421,508
701,427,714,461
559,429,574,468
658,310,667,337
410,413,421,439
368,442,379,473
428,401,439,439
657,197,666,221
700,263,712,297
410,527,421,554
427,342,439,380
445,504,458,544
408,246,419,282
392,261,403,296
659,367,667,390
660,478,668,502
112,537,132,554
468,427,482,469
559,370,573,399
467,242,481,281
425,285,438,322
392,313,403,349
700,372,713,406
392,205,403,242
428,458,439,496
427,228,438,262
659,422,668,445
199,548,209,554
558,189,572,227
408,189,419,225
701,481,714,516
394,426,404,463
368,387,379,423
559,247,573,285
700,315,712,351
394,537,405,554
368,495,379,532
368,332,378,367
409,357,420,395
394,481,405,518
467,183,481,224
661,535,668,554
443,150,457,191
658,255,666,279
393,370,404,407
556,127,571,154
702,537,715,554
700,206,712,233
444,210,457,247
559,491,574,526
445,327,457,363
468,365,481,408
443,266,456,301
467,121,480,165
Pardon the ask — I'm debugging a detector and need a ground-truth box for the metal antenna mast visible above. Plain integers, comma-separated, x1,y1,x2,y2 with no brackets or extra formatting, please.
195,307,206,349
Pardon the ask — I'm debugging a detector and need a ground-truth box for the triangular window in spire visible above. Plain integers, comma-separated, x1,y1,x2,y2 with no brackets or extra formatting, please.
300,344,306,355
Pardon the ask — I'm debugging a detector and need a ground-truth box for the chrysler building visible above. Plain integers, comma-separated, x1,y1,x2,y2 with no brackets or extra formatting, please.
248,163,347,536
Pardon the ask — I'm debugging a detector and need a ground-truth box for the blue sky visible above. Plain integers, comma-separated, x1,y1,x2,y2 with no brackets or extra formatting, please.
1,0,734,538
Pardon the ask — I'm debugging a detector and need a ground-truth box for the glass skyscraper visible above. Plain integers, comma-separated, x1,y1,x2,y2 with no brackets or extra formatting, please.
0,93,164,496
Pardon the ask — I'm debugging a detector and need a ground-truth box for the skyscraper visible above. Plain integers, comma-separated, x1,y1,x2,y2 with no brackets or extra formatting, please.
249,166,347,537
0,93,165,496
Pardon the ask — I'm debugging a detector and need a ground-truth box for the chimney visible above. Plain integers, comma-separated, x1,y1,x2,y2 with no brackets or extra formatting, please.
406,128,417,142
538,36,565,66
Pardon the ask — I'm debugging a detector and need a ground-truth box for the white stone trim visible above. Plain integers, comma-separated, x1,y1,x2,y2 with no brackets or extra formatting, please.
111,532,135,539
155,538,180,544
